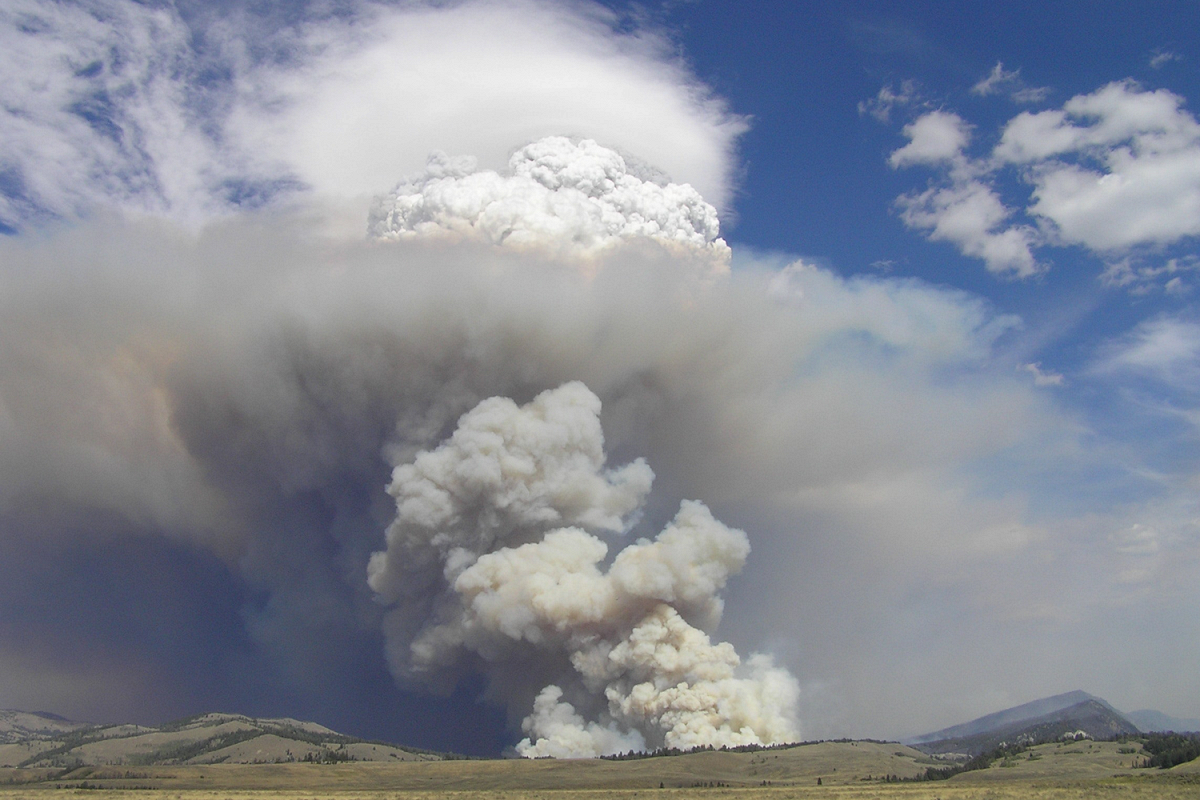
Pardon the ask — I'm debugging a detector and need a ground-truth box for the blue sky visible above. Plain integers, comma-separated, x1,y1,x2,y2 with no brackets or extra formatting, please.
0,0,1198,755
666,0,1200,515
672,2,1199,316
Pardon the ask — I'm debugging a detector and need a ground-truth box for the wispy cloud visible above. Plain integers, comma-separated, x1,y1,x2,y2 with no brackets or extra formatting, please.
1093,315,1200,383
1100,256,1200,295
0,0,748,232
1150,49,1183,69
1010,86,1051,104
1021,362,1065,387
857,80,921,123
971,62,1049,103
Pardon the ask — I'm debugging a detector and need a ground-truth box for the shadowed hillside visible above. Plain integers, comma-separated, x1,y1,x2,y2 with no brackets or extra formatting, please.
0,713,447,768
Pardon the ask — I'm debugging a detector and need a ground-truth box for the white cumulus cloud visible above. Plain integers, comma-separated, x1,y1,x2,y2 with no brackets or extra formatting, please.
888,111,972,168
894,180,1041,277
888,111,1041,277
1001,82,1200,251
888,80,1200,286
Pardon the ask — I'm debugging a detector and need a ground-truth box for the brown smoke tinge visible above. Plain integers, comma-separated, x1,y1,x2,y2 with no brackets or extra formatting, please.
368,382,799,755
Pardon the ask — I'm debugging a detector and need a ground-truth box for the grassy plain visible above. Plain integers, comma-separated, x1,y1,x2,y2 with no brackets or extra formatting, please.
0,785,1198,800
1,740,1197,799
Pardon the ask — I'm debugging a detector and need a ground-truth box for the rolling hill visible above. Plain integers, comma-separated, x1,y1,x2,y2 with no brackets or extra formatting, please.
0,711,446,768
0,712,89,744
2,739,1189,795
5,690,1195,775
2,703,1198,797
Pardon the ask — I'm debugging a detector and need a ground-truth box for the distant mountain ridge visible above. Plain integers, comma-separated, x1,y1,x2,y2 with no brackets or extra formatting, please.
906,690,1110,745
906,691,1144,756
0,711,452,767
1126,709,1200,733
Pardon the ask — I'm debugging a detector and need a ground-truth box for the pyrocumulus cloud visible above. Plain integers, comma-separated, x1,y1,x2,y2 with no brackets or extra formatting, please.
369,137,730,274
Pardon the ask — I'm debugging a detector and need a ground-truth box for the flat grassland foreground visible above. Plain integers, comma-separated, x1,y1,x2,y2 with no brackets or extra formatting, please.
2,741,1199,800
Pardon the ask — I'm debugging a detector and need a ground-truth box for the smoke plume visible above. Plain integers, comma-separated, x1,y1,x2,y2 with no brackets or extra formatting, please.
0,127,1055,745
2,1,1116,745
368,382,799,756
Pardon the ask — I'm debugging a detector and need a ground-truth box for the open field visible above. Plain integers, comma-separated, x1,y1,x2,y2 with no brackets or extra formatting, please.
1,740,1197,799
1,781,1200,800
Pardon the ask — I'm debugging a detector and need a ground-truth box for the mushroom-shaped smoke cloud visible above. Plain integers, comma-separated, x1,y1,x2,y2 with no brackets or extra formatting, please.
367,382,799,757
369,137,731,274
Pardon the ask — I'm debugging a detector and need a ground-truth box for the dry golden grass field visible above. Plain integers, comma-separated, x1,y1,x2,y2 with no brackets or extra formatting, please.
1,740,1197,800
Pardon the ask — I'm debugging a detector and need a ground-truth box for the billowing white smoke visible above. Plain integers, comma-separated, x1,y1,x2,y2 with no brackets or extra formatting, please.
368,137,731,274
367,382,799,756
